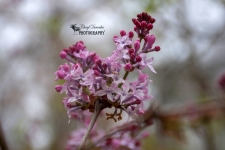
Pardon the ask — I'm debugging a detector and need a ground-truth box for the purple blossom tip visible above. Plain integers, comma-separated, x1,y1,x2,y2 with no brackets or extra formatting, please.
95,59,102,66
135,100,141,104
134,26,137,32
124,63,133,71
120,30,126,36
130,53,135,60
77,42,84,50
55,85,62,92
128,48,134,55
135,55,142,62
128,31,134,38
132,18,136,23
150,17,155,23
57,71,66,79
147,23,153,30
134,40,140,52
113,35,119,39
60,51,67,59
94,70,101,76
147,35,156,48
154,46,160,52
141,21,147,28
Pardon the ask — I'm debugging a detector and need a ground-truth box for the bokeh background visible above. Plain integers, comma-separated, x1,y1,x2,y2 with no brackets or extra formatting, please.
1,0,225,150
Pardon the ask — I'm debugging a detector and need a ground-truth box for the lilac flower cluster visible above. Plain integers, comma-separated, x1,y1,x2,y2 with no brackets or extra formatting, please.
54,12,160,122
98,126,149,150
66,124,149,150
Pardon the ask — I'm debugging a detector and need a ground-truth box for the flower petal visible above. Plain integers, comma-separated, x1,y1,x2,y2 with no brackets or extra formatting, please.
107,93,114,101
94,90,106,96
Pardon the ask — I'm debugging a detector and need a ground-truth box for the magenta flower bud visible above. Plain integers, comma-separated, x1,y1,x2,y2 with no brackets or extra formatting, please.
74,64,79,69
150,17,155,23
63,48,69,53
132,18,137,23
128,31,134,38
102,63,107,70
113,35,119,39
120,30,126,36
102,63,107,68
63,63,70,72
93,66,98,71
135,20,141,27
128,48,134,55
59,51,67,59
93,55,99,63
87,53,97,65
77,42,84,50
134,26,137,32
95,59,102,66
55,85,63,92
147,23,153,30
137,13,142,18
135,55,142,62
135,99,141,104
144,36,148,42
154,46,160,52
124,63,132,71
69,45,76,52
141,21,147,28
94,70,100,76
134,40,140,52
142,12,147,16
130,53,135,60
147,35,156,48
57,71,66,79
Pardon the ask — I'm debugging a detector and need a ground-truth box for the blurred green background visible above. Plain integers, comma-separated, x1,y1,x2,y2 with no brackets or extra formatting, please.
1,0,225,150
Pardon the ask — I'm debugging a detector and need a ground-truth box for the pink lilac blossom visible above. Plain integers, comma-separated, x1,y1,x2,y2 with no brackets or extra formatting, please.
94,81,122,101
66,127,104,150
97,125,149,150
66,125,148,150
55,12,161,150
113,35,132,50
54,12,160,123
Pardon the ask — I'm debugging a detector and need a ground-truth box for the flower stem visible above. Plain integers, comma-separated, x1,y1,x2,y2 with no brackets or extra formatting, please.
118,71,129,88
123,71,129,80
78,99,103,150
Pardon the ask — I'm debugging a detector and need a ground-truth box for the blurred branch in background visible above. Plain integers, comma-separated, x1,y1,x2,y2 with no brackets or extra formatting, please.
0,122,9,150
86,95,225,149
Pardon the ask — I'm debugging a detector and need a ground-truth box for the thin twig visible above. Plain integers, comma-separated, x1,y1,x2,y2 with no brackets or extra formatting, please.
78,99,103,150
